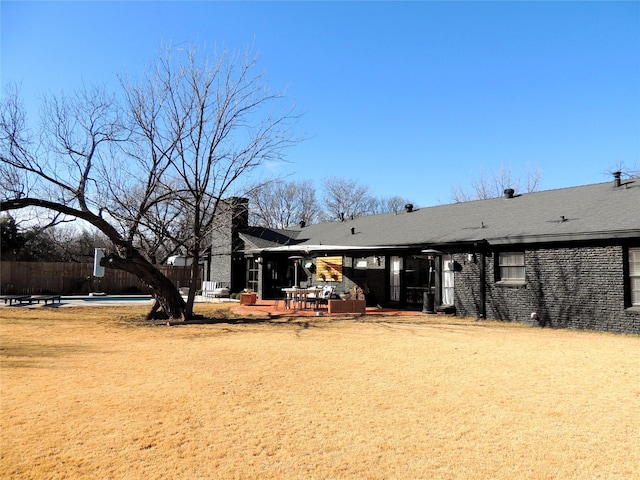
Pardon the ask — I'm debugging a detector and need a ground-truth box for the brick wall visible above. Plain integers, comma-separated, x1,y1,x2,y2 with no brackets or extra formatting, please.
208,197,248,291
453,246,640,334
452,253,482,319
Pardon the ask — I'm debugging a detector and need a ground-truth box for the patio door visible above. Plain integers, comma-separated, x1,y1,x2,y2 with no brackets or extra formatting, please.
442,256,454,305
390,256,402,302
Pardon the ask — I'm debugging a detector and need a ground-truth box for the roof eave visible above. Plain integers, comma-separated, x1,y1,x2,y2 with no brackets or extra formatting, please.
485,230,640,246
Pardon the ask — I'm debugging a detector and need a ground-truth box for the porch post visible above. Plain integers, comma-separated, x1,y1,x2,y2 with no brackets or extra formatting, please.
434,256,442,307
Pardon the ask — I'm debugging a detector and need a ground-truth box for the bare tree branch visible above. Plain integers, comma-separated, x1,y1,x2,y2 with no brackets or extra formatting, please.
120,43,300,318
248,179,318,228
450,164,543,202
320,177,375,221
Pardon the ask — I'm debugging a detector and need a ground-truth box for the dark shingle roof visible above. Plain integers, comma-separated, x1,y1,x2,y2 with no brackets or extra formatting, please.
250,179,640,252
239,226,304,250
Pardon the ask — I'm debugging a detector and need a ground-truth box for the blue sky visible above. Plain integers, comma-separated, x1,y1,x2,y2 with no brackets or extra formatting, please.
2,1,639,207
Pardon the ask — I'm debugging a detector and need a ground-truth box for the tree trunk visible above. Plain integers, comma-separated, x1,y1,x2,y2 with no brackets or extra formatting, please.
105,252,187,320
184,251,201,320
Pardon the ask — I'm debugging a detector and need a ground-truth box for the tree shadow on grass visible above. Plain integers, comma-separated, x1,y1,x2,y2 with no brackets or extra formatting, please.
165,313,486,333
166,313,318,328
1,341,95,368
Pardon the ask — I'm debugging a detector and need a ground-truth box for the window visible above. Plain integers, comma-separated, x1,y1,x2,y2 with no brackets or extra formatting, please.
390,256,402,302
246,257,259,292
354,258,368,269
442,257,455,306
630,248,640,306
498,252,525,282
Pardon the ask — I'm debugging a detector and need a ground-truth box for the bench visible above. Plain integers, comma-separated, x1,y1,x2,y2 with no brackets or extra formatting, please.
1,294,62,306
31,295,62,305
1,295,32,305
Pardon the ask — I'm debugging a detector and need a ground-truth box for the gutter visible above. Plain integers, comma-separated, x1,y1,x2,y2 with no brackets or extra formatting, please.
247,244,417,255
484,229,640,246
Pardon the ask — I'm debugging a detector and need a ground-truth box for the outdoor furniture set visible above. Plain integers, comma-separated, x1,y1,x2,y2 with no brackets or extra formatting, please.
278,285,365,314
281,286,327,310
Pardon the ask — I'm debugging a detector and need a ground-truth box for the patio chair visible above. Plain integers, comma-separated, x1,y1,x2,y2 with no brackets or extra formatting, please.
316,286,335,309
304,286,322,310
202,281,230,299
272,286,288,310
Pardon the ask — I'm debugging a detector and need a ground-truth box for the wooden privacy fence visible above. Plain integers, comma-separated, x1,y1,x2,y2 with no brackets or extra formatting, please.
0,262,200,295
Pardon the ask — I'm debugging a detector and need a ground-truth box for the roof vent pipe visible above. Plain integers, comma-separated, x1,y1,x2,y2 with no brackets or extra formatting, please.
405,203,414,213
504,188,515,199
613,171,621,188
299,220,306,228
350,227,355,235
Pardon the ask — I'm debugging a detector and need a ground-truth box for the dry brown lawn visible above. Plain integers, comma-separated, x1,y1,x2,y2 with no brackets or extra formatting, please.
1,304,639,479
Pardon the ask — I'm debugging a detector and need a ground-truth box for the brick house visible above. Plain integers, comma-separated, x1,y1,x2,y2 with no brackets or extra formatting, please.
211,176,640,333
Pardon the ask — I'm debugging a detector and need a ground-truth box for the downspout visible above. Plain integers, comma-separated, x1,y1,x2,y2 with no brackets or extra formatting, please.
205,248,212,282
434,256,442,307
479,252,486,319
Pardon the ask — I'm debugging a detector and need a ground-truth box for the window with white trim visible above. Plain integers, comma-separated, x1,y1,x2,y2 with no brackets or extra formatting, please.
498,252,525,282
629,248,640,306
246,257,259,292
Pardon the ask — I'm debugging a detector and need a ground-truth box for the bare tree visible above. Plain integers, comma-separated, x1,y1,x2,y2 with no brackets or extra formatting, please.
605,161,640,180
319,177,376,221
0,82,188,317
131,192,190,265
119,44,298,318
450,164,542,202
0,84,31,201
9,224,108,262
248,179,318,228
371,195,415,214
1,44,298,319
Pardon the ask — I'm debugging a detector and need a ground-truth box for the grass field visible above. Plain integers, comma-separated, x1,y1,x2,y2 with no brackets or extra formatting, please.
1,305,639,479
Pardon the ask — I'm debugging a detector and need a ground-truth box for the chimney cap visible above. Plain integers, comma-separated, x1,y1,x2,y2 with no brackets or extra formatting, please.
613,171,622,187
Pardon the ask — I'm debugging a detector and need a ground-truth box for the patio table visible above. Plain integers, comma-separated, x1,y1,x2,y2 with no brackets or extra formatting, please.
282,287,323,310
